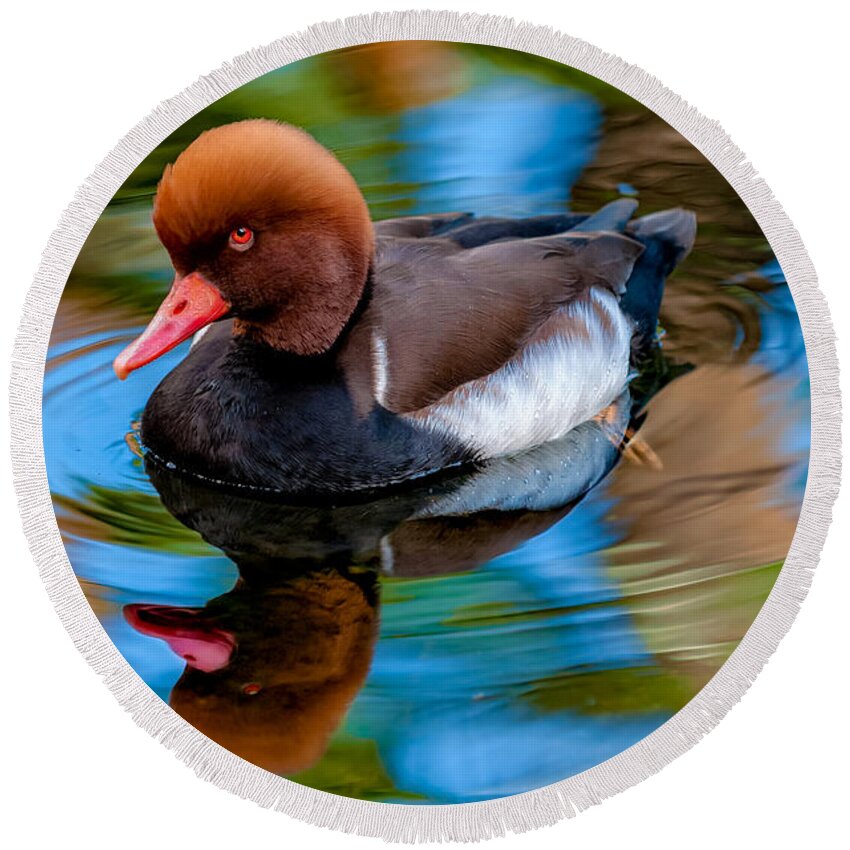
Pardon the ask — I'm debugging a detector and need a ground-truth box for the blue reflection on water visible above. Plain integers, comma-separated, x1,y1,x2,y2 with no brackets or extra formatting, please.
354,496,659,802
395,77,600,216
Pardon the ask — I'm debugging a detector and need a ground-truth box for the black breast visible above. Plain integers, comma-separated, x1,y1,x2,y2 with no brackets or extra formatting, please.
140,324,470,498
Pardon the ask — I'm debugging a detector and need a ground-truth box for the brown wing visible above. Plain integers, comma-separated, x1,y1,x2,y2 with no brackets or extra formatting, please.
371,213,473,238
339,229,644,415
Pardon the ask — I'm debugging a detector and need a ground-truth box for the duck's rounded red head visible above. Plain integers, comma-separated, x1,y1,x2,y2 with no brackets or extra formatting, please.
114,119,374,379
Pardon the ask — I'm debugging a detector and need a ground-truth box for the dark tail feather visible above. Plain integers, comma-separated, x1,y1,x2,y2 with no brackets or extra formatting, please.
621,208,697,343
571,198,639,234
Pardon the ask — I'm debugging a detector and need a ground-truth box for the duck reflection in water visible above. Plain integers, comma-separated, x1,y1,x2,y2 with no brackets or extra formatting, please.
125,394,638,775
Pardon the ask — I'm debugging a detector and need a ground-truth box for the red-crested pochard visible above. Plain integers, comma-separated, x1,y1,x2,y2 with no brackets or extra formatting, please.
113,119,696,497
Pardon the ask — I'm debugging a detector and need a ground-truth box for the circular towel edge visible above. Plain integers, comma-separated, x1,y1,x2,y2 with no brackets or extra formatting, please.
8,9,841,843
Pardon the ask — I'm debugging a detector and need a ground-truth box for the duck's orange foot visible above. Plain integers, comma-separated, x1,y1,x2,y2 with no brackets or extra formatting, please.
593,403,663,470
620,429,663,470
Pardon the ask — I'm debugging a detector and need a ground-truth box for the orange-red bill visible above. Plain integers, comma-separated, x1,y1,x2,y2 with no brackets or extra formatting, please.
113,271,230,380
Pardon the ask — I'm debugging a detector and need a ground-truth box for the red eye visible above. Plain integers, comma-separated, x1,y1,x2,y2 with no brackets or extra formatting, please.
229,226,254,251
242,682,262,696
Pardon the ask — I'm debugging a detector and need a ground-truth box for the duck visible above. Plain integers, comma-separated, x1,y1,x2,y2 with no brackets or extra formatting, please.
113,119,696,497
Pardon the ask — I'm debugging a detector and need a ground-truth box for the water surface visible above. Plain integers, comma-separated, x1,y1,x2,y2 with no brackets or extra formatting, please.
44,42,809,803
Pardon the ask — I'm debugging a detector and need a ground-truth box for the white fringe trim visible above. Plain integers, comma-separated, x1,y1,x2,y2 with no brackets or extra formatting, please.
8,10,840,842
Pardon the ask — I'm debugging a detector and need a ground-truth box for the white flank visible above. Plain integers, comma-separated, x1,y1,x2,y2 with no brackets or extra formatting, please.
414,394,630,518
371,331,389,406
408,288,634,458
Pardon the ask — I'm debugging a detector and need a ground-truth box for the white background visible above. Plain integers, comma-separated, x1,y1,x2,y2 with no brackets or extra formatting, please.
2,2,847,847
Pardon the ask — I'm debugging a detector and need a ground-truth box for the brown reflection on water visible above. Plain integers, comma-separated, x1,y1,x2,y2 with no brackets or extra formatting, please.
574,111,772,327
574,110,767,249
568,104,801,692
606,363,799,689
46,289,142,349
327,41,468,114
660,277,763,367
78,578,121,620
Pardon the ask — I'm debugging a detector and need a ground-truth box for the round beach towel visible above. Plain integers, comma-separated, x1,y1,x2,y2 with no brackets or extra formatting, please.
11,11,838,842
